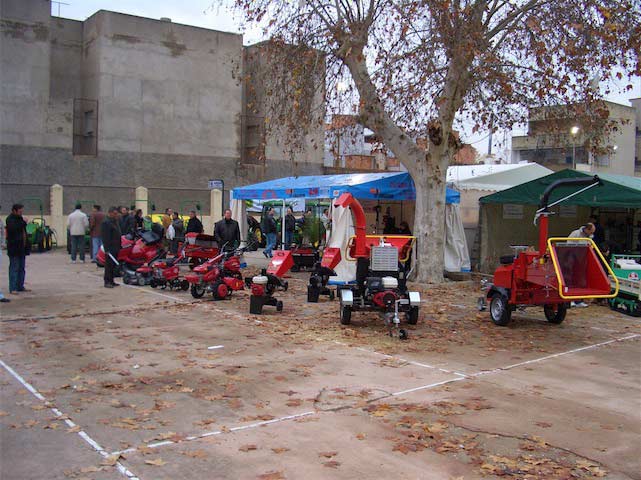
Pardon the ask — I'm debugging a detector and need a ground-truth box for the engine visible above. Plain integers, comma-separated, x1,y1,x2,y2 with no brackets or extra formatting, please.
366,276,400,310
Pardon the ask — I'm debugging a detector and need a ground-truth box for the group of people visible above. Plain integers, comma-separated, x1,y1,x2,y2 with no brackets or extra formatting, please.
262,207,331,258
159,208,205,254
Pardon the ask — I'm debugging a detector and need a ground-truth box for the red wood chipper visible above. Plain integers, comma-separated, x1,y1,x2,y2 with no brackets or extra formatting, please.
480,175,619,326
334,193,420,339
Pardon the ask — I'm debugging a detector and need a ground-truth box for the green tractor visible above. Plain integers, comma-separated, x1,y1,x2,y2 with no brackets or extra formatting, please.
608,254,641,316
19,198,56,253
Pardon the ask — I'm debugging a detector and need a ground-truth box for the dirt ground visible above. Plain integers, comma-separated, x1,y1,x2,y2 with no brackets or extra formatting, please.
1,250,639,480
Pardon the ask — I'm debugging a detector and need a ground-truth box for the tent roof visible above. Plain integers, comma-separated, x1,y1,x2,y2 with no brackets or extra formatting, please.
479,169,641,208
232,172,460,204
448,163,553,191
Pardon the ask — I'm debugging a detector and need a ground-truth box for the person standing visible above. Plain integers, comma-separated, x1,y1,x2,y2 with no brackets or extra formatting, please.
588,215,605,245
186,210,204,235
6,203,30,294
263,208,278,258
214,208,241,251
89,205,105,262
101,207,122,288
0,219,8,302
119,206,135,236
170,211,185,254
67,203,89,263
284,207,296,249
134,209,144,231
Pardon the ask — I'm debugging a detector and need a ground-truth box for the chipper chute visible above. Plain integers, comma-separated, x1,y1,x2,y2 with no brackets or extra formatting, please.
482,175,619,326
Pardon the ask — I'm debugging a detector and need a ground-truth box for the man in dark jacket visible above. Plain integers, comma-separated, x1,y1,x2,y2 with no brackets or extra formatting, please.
284,207,296,249
262,208,278,258
119,206,135,236
214,209,241,251
102,206,122,288
170,211,185,254
186,210,204,235
6,203,30,294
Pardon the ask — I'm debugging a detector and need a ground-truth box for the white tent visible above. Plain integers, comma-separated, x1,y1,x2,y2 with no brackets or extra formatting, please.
447,163,553,191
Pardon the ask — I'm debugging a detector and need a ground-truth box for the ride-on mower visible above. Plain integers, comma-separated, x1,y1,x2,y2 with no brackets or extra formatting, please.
334,193,420,339
480,176,619,326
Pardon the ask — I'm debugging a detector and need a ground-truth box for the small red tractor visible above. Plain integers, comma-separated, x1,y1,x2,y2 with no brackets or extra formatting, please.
480,175,619,326
184,248,246,300
333,193,419,339
246,250,291,314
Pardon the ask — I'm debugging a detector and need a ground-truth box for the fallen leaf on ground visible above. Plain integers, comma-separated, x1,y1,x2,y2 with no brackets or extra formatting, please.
182,450,207,459
318,451,337,458
271,447,290,454
257,472,285,480
356,433,366,440
67,425,81,433
145,458,167,466
101,454,120,466
323,461,341,468
239,444,258,452
0,411,8,417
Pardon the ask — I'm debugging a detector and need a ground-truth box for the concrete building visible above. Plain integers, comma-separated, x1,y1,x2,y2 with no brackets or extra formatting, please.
0,0,324,228
511,100,639,177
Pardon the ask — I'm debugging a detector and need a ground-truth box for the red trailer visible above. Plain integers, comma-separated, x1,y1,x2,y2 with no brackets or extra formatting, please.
481,176,619,326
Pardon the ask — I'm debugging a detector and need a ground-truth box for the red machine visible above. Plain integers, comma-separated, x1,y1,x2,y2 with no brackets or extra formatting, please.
481,176,619,326
147,252,190,291
243,248,291,314
307,247,342,302
183,233,220,267
184,248,246,300
96,226,165,282
334,193,419,339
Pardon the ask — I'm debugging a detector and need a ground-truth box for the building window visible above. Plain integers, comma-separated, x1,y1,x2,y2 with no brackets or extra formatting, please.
73,98,98,156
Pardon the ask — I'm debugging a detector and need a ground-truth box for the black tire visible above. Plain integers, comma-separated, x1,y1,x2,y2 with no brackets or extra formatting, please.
283,281,288,292
181,280,190,291
137,276,146,287
191,285,205,299
406,306,419,325
608,299,618,311
340,304,352,325
291,264,300,272
329,290,335,301
490,293,511,326
150,278,158,288
276,300,283,312
399,329,408,340
212,281,227,301
544,303,568,324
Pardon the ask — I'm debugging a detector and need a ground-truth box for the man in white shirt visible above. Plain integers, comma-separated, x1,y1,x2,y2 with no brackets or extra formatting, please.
567,222,596,308
67,204,89,263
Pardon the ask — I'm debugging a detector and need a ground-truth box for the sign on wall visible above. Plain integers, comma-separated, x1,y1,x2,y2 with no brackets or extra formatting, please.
502,204,524,219
208,179,224,190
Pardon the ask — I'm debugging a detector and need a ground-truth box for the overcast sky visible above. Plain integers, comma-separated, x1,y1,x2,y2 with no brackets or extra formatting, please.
53,1,640,158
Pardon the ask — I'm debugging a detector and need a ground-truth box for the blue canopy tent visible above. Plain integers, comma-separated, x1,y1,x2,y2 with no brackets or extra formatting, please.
231,172,460,204
230,172,469,273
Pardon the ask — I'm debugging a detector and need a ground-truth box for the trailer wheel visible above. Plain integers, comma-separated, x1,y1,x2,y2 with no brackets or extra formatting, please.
544,303,567,324
340,304,352,325
191,285,205,299
490,293,511,326
276,300,283,312
406,306,419,325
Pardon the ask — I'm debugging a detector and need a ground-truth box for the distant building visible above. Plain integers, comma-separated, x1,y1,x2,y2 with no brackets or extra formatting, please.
0,0,324,216
511,100,639,176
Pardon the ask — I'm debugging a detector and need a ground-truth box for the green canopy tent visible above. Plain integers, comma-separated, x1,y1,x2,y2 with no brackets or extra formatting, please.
477,169,641,272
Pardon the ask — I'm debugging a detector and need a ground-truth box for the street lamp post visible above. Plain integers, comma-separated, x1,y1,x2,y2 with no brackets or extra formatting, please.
570,125,579,169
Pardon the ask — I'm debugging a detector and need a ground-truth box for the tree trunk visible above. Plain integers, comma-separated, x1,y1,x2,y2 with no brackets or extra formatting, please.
408,144,449,283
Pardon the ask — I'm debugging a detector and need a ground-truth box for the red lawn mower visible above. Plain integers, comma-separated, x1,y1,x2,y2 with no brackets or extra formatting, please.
97,226,166,284
334,193,420,339
246,249,291,314
184,247,246,300
480,176,619,326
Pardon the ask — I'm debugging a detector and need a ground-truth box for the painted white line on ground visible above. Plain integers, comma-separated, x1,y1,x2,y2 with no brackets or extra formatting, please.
207,345,224,350
111,411,316,456
334,341,468,378
123,284,185,302
392,377,466,396
0,359,140,480
472,333,641,377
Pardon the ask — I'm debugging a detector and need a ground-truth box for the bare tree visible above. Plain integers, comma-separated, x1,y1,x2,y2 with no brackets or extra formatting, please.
223,0,639,282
